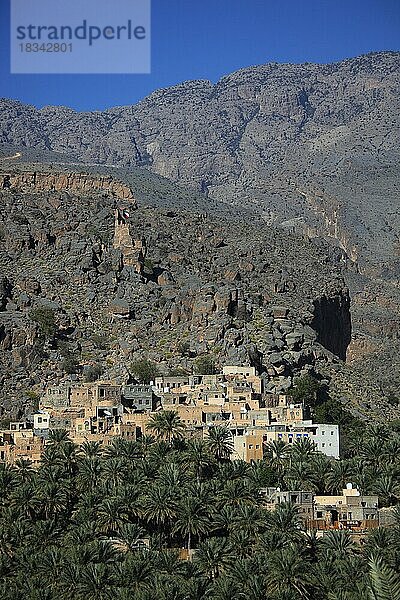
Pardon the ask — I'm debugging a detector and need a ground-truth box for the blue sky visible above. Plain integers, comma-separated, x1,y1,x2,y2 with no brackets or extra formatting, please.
1,0,399,111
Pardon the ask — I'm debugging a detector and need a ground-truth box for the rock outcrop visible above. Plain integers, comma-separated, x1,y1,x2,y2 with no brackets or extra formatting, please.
1,168,138,207
0,171,359,418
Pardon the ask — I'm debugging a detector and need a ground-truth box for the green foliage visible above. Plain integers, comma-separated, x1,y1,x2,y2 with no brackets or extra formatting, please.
90,333,110,350
389,420,400,434
177,340,190,357
368,556,400,600
194,354,216,375
29,306,57,339
144,258,154,271
146,410,185,444
0,431,399,600
58,342,80,374
23,389,40,411
206,425,234,461
84,363,103,383
311,393,364,458
131,359,160,383
289,374,320,404
387,394,400,407
61,355,80,375
167,366,189,376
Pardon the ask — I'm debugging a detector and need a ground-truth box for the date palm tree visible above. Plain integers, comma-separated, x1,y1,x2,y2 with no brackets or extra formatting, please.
80,440,103,459
368,556,400,600
372,475,400,507
206,426,234,461
185,438,214,482
14,458,34,483
97,496,129,535
77,456,103,491
320,530,356,559
230,504,268,539
360,439,386,468
267,502,302,535
74,562,114,600
147,410,186,445
173,494,211,551
141,484,178,533
264,439,289,466
101,458,127,490
47,428,71,446
194,537,233,579
285,460,316,491
114,551,154,594
9,482,40,519
38,481,69,520
217,478,255,507
264,439,289,485
208,576,243,600
290,437,317,462
265,547,311,598
0,463,16,504
112,522,147,553
326,460,354,494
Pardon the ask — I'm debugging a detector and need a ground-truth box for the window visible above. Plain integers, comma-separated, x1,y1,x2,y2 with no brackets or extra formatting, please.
37,417,42,424
316,511,323,518
331,431,334,435
322,443,325,447
322,431,325,435
249,444,253,449
256,444,260,449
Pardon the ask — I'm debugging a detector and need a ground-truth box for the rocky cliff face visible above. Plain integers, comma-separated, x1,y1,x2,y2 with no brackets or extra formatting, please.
1,168,137,207
0,167,362,419
1,52,399,274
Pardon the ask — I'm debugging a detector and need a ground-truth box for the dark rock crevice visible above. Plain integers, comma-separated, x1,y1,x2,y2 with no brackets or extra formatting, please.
311,290,352,361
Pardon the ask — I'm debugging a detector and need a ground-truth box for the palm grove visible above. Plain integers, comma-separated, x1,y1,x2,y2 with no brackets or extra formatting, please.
1,414,400,600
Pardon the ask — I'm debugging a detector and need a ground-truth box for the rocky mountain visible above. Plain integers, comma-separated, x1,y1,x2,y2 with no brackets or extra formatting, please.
0,162,397,423
1,52,399,270
0,51,399,418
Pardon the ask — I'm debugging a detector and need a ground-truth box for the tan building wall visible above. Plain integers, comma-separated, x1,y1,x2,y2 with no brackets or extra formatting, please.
0,435,44,466
233,432,264,462
222,366,256,377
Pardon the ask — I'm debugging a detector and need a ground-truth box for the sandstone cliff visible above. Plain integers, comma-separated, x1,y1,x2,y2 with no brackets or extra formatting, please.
1,168,137,207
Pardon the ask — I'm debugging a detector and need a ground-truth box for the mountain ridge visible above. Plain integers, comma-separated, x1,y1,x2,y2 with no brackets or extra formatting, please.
1,51,400,413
